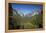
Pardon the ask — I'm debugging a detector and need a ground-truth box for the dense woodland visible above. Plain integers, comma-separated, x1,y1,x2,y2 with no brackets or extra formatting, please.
9,3,43,30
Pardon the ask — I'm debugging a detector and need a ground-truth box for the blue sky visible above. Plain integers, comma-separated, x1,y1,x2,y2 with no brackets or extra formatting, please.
11,3,43,15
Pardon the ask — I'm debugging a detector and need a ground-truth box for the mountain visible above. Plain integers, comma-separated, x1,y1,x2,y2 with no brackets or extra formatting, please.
25,12,38,17
25,10,42,17
12,9,24,17
25,13,32,17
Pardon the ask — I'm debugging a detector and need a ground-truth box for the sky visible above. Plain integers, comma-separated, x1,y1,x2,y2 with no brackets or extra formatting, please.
11,3,43,15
